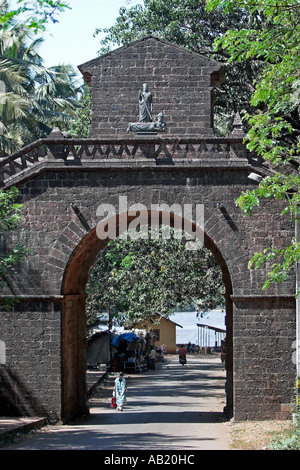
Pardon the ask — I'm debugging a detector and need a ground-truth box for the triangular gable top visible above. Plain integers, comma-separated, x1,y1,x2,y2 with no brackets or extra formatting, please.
78,34,224,77
78,34,226,137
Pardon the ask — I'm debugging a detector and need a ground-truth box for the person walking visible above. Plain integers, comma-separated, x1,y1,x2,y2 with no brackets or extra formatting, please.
178,344,187,365
114,372,127,411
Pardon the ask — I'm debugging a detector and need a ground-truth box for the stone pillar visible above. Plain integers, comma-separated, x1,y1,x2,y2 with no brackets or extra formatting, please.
62,294,88,423
232,295,296,421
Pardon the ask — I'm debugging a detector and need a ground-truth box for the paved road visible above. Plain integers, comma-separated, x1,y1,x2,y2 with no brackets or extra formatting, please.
6,354,230,451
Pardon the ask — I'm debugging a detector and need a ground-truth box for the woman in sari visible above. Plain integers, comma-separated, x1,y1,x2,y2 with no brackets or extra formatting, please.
114,372,127,411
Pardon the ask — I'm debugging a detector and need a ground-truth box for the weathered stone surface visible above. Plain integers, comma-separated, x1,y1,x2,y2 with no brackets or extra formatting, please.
78,36,225,138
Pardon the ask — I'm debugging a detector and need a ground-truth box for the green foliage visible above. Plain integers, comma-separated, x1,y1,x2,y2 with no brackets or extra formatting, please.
269,380,300,450
95,0,246,53
0,1,82,154
208,0,300,290
269,430,300,450
0,186,22,231
208,0,300,157
0,0,70,32
69,86,92,138
86,228,225,333
248,242,300,291
0,187,28,308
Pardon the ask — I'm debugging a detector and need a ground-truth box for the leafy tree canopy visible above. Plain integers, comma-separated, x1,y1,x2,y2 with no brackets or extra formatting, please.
0,0,70,32
0,186,28,308
69,85,92,138
0,0,83,154
207,0,300,290
86,228,225,334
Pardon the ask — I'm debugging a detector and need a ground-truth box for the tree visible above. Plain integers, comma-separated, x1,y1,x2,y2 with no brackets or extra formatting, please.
94,0,264,135
0,0,70,32
0,186,28,309
86,228,225,334
69,85,92,138
207,0,300,290
0,0,82,153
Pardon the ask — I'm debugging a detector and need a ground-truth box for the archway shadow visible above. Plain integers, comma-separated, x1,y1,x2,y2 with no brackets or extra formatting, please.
88,410,225,425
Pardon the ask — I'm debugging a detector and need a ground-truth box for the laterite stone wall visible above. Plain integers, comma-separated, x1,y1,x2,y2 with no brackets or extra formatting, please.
79,36,224,138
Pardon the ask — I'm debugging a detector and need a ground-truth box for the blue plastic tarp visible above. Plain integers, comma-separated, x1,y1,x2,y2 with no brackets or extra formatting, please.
111,332,139,348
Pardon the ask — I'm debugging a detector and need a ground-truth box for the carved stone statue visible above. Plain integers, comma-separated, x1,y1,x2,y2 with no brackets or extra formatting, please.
127,112,167,133
139,83,153,122
127,83,167,134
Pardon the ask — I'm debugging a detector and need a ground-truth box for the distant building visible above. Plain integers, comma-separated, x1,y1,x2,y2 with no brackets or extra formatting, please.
134,314,183,354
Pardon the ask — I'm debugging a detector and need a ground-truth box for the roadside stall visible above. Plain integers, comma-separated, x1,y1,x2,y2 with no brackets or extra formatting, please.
110,333,147,373
86,330,114,369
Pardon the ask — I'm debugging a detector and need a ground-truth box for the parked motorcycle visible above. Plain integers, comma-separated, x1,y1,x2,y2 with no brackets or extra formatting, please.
179,354,186,366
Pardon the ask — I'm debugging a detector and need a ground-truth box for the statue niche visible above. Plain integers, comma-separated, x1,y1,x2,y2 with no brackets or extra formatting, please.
127,83,167,134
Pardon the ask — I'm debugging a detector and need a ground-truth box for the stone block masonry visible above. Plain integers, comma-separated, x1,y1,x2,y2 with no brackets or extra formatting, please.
78,36,225,138
233,296,296,421
0,300,62,422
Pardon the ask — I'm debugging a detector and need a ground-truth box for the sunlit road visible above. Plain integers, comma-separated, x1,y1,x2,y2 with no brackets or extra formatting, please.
7,354,230,450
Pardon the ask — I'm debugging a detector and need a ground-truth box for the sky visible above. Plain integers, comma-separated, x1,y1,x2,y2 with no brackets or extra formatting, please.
11,0,141,69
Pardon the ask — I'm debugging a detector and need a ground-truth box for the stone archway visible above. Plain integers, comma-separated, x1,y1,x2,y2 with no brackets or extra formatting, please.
0,35,296,424
61,211,233,422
